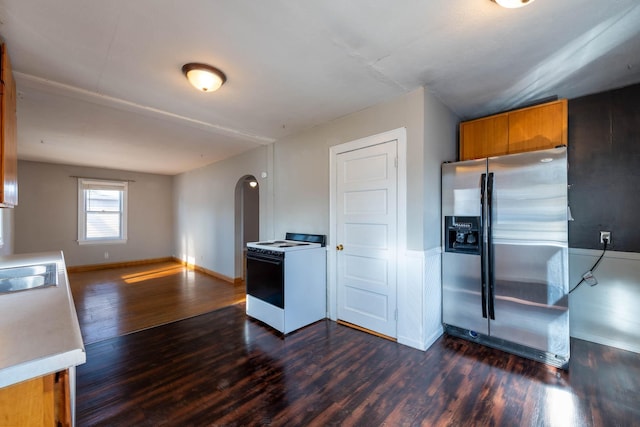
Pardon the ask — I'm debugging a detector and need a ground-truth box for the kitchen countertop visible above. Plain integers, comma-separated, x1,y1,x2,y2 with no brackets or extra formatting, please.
0,251,85,388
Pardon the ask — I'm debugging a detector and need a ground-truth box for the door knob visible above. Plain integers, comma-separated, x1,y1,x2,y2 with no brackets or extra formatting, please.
336,244,344,251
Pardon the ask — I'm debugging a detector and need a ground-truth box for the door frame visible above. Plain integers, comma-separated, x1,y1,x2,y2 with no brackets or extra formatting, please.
234,175,259,280
328,127,407,322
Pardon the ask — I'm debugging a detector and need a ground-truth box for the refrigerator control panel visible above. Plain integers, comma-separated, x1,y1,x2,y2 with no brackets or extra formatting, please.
444,216,481,255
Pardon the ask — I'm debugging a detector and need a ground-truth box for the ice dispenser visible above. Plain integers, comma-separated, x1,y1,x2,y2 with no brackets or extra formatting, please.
444,216,480,255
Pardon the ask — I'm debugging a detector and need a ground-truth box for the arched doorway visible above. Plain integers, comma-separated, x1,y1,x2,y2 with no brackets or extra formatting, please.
234,175,259,280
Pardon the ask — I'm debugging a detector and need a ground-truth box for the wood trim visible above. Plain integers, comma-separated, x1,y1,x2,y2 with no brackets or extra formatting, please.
337,319,397,342
171,257,243,284
54,370,71,427
0,42,18,206
67,257,174,273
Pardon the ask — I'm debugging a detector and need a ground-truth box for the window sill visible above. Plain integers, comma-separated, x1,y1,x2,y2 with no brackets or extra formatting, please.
77,239,127,246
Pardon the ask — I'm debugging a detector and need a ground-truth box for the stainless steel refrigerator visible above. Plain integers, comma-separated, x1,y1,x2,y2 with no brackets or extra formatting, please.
441,146,569,368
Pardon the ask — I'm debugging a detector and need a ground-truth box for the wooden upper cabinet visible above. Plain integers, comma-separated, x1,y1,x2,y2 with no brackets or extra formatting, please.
0,42,18,207
460,113,508,160
508,99,568,154
459,99,568,161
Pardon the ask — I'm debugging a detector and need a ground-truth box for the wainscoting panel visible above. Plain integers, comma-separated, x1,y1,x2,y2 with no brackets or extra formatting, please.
569,248,640,354
397,248,443,351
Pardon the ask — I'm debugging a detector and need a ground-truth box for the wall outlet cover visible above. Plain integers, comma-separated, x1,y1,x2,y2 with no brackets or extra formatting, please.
583,270,598,286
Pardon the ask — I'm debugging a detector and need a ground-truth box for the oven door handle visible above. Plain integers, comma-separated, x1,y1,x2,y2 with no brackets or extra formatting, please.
246,253,283,264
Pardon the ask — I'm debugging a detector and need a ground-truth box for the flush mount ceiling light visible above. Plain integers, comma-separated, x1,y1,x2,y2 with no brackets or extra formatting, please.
182,63,226,92
492,0,535,8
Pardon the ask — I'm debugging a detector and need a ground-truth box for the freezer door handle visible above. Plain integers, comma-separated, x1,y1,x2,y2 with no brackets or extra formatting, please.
480,173,487,319
487,172,496,320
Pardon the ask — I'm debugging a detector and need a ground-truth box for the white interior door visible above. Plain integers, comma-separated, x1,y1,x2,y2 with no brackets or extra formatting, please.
336,140,397,338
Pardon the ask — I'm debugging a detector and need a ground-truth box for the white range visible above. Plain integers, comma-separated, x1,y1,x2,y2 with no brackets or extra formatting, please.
245,233,327,334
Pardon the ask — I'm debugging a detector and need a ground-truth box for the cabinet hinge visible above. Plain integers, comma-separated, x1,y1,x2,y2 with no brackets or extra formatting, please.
394,157,398,168
394,308,398,321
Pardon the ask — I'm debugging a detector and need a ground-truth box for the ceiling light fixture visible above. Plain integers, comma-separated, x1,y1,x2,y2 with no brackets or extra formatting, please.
182,63,226,92
492,0,535,8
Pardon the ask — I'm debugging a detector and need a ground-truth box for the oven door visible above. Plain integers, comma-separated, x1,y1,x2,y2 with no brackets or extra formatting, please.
246,250,285,309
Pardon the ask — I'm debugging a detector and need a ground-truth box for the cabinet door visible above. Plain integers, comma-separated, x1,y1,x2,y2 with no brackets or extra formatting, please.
0,43,18,207
508,99,568,154
0,374,56,425
460,113,508,160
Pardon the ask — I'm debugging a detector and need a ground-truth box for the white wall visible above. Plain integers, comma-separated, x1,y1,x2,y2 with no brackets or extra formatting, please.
15,161,173,267
173,88,435,280
423,89,458,249
273,87,429,249
414,90,458,349
173,145,270,280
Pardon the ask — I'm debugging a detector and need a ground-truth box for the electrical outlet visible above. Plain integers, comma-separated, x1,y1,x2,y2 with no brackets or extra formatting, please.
600,231,611,244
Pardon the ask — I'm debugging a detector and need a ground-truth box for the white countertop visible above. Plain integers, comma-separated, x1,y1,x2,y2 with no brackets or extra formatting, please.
0,251,86,388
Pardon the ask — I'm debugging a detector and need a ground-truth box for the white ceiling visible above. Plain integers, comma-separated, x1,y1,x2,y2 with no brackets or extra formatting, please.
1,0,639,175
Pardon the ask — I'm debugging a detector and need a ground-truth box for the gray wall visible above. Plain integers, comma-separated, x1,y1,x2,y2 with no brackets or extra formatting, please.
15,161,173,267
568,82,640,251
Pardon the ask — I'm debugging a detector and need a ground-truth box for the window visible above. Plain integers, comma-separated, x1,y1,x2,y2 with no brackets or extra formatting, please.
78,179,128,244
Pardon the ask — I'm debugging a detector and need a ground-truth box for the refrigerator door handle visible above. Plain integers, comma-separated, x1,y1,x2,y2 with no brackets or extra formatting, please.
480,173,488,319
487,172,496,320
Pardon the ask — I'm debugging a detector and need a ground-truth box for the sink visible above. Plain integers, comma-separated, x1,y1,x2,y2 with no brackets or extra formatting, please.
0,263,58,293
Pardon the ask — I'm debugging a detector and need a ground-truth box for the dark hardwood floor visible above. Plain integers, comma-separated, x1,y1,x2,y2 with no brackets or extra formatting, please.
76,303,640,426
